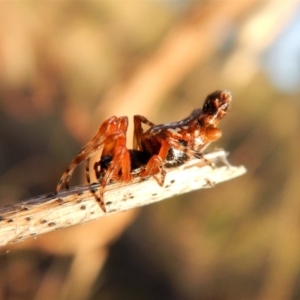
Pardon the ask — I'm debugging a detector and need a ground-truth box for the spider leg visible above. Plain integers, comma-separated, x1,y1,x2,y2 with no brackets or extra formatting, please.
133,115,155,151
85,158,91,184
90,189,106,212
99,144,131,205
140,139,171,186
93,161,101,181
83,116,131,211
95,129,132,211
55,116,122,194
192,151,214,168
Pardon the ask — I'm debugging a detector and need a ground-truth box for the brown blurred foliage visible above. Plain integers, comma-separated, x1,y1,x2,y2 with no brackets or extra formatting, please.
0,1,300,300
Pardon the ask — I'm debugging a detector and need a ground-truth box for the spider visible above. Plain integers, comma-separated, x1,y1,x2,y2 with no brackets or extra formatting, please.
55,90,232,211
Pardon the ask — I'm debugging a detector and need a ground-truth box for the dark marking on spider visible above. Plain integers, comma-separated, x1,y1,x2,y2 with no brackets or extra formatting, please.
48,222,56,227
40,219,47,224
7,219,13,223
26,217,31,221
80,205,86,210
55,90,232,212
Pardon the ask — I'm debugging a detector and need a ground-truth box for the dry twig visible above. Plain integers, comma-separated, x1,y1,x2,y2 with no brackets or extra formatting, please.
0,150,246,247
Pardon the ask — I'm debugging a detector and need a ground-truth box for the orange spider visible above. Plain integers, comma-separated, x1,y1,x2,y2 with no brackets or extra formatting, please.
55,90,232,211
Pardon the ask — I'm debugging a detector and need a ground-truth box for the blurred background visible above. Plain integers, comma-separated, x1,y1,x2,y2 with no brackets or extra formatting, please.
0,1,300,299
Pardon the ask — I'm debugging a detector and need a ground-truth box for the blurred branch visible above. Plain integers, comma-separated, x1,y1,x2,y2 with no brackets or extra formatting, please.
0,150,246,247
98,0,260,119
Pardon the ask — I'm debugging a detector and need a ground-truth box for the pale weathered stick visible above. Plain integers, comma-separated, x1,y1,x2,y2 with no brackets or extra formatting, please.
0,150,246,247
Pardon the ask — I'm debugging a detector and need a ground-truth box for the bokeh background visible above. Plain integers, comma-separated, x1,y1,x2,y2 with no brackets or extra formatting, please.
0,1,300,299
